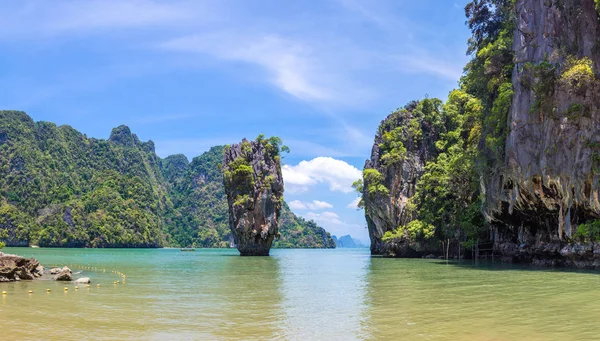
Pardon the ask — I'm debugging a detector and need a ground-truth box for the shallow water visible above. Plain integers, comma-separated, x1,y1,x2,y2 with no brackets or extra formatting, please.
2,247,600,340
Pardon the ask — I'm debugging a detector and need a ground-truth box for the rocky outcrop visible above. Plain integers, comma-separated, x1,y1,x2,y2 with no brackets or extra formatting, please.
484,0,600,266
53,266,72,281
223,138,284,256
0,252,44,282
362,102,440,256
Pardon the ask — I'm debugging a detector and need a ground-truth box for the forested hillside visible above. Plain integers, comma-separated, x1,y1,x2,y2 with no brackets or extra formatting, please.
0,110,335,249
162,146,335,249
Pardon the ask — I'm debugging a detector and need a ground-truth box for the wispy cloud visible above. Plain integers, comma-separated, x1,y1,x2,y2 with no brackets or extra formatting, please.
395,54,464,81
347,197,361,209
161,33,337,103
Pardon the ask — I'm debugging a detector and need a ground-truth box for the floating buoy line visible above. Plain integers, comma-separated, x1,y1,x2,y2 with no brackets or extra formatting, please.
1,263,128,297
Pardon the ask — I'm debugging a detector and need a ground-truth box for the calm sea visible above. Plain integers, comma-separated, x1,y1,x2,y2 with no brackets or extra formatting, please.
1,247,599,340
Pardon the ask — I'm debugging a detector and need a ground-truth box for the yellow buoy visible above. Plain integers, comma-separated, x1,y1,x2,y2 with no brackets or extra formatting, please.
97,284,100,287
28,290,33,294
1,291,6,295
46,289,51,293
64,287,68,291
75,286,79,290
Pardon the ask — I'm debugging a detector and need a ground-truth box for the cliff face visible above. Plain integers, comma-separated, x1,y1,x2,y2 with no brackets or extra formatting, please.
485,0,600,265
362,101,441,256
223,138,284,256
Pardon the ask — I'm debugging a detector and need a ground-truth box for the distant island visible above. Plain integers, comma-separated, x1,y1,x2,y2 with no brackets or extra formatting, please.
0,111,335,249
332,235,366,248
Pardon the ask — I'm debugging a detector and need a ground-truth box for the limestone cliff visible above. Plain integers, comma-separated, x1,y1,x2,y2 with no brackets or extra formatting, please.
362,101,441,256
223,138,284,256
485,0,600,266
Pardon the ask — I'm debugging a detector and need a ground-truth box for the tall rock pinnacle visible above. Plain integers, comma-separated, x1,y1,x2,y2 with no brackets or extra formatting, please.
222,137,286,256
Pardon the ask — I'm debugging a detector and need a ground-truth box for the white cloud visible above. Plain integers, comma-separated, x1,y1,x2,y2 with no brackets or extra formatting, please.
282,157,361,193
347,197,361,209
303,211,343,225
161,33,335,103
288,200,334,210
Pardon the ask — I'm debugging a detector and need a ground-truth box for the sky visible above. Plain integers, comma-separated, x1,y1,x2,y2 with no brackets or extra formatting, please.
0,0,472,244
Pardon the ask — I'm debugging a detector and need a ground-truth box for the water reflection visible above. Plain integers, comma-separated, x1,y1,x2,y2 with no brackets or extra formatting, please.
210,254,285,340
277,249,370,341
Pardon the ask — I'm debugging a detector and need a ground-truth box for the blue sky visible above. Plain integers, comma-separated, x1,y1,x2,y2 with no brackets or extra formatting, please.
0,0,472,244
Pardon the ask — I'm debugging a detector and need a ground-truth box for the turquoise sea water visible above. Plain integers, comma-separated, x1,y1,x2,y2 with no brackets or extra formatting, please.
2,247,600,340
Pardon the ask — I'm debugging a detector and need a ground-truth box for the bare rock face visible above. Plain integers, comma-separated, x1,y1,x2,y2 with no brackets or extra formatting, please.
485,0,600,266
223,138,284,256
362,102,439,256
0,252,44,282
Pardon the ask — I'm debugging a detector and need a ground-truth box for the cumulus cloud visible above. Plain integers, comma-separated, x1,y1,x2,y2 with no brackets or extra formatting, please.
288,200,334,210
347,197,361,209
282,157,361,193
303,211,343,225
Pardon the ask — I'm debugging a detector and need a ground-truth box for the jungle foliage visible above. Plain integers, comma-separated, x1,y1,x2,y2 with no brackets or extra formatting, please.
359,0,515,252
0,111,334,249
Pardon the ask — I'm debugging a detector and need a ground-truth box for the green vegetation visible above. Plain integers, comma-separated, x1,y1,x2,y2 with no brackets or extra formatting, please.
573,220,600,242
360,1,514,253
0,112,334,249
379,127,407,165
373,90,486,250
362,169,389,196
273,202,336,249
382,220,435,243
223,135,289,209
530,61,557,114
462,0,514,165
560,56,595,94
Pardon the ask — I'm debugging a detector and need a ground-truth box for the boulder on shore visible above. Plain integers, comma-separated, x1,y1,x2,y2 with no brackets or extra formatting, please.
0,252,44,282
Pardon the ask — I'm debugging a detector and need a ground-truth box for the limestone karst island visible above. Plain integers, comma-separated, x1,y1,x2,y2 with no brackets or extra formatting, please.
1,1,600,340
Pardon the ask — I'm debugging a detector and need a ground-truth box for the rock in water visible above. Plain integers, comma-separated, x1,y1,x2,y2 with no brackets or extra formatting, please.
53,266,72,281
361,101,439,257
0,252,45,282
74,277,90,284
223,137,285,256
